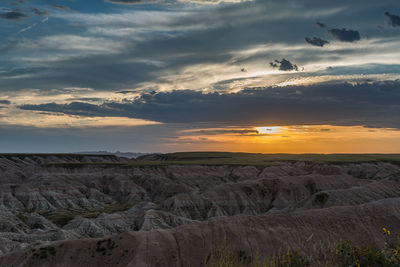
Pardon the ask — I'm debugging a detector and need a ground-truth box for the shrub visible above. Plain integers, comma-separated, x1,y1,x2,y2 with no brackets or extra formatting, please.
334,240,396,267
205,241,249,267
313,192,329,206
267,249,310,267
205,242,308,267
205,228,400,267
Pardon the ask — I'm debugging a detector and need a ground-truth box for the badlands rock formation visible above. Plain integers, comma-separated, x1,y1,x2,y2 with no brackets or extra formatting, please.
0,154,399,266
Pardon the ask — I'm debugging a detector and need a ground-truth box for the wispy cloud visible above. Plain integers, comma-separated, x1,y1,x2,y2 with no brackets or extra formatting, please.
18,81,400,129
105,0,159,4
15,16,48,35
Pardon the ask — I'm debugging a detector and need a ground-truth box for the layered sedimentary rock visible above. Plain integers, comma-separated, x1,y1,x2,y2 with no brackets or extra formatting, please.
0,154,398,266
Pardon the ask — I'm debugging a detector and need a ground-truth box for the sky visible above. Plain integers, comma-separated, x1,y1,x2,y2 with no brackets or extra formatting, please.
0,0,400,153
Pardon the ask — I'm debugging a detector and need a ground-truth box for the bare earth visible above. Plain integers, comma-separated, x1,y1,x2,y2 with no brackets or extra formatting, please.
0,154,399,266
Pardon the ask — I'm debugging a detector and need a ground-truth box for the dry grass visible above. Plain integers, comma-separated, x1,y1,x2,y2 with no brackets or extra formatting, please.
205,228,400,267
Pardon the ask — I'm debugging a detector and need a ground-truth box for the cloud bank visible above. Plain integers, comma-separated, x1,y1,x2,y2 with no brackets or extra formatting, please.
19,81,400,129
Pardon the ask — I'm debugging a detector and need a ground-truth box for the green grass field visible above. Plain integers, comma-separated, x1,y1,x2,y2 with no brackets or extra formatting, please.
159,152,400,165
35,152,400,168
36,204,133,226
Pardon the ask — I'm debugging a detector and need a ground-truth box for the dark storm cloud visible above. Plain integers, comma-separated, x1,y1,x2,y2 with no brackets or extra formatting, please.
0,56,161,91
2,0,393,92
270,59,299,71
1,0,399,93
385,12,400,27
0,68,46,79
19,81,400,129
0,11,28,20
317,22,360,42
20,102,119,117
104,0,159,4
305,37,329,47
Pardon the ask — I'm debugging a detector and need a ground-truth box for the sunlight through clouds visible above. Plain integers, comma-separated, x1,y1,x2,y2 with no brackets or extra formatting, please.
172,125,400,153
0,0,399,152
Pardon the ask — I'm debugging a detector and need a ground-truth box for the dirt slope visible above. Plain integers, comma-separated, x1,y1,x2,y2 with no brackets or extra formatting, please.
0,154,398,266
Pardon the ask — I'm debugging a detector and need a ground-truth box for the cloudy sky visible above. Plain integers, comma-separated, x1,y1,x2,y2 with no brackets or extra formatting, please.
1,0,400,153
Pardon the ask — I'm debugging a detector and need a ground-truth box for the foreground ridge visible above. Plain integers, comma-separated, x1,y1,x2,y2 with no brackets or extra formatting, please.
0,153,398,266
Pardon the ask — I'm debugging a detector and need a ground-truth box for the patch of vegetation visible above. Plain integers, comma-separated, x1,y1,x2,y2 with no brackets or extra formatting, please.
40,152,400,168
16,212,28,223
334,228,400,267
102,203,132,214
0,153,117,160
164,152,400,165
205,228,400,267
131,152,400,167
205,242,308,267
96,238,116,256
42,162,127,168
32,246,56,260
39,203,132,227
313,192,329,206
334,240,395,267
267,250,310,267
39,210,97,227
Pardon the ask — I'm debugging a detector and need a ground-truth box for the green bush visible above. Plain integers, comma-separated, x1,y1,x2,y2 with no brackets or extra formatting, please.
205,228,400,267
313,192,329,206
267,249,310,267
205,242,249,267
205,243,308,267
334,239,400,267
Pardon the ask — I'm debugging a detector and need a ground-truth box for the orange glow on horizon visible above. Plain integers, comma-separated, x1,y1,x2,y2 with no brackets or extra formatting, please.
165,125,400,154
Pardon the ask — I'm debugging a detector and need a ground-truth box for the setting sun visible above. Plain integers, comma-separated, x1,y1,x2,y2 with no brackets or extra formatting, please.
255,126,282,135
